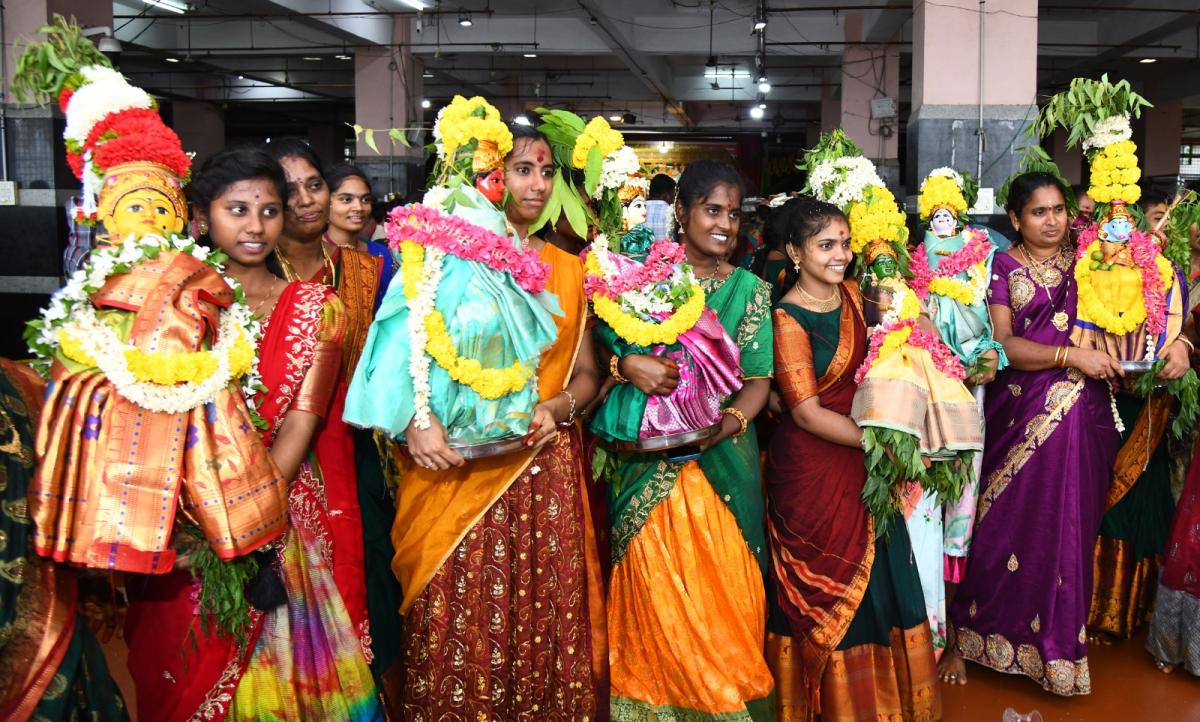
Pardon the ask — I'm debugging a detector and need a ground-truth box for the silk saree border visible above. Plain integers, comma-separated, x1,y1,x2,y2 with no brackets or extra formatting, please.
976,368,1085,524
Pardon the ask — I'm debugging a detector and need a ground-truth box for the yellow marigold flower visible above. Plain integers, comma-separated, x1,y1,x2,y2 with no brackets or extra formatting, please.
917,175,967,221
593,284,706,346
572,116,624,168
437,96,512,161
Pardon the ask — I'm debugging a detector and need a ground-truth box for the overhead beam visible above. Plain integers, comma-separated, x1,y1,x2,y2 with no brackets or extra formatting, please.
575,0,691,126
1052,7,1200,85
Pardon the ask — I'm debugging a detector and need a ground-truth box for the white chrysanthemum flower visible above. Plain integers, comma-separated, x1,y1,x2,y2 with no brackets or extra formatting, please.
422,185,452,210
63,70,154,145
1083,113,1132,152
929,167,965,189
810,156,884,211
596,146,643,198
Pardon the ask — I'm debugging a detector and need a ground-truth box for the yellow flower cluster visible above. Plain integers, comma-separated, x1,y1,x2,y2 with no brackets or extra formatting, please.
572,116,624,169
593,285,707,347
1074,240,1173,335
878,324,913,359
848,187,907,254
424,312,533,399
898,285,922,320
917,175,967,221
437,95,513,161
59,328,254,385
1088,140,1141,204
928,275,979,305
399,239,533,400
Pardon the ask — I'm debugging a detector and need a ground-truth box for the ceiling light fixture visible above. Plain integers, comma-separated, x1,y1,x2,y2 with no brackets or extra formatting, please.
458,10,473,27
514,115,532,126
237,74,245,80
753,13,766,32
749,104,765,120
399,0,428,9
622,112,636,124
609,114,622,122
141,0,188,14
758,78,771,93
421,98,432,109
302,56,321,61
165,56,180,63
1139,57,1157,63
335,54,352,60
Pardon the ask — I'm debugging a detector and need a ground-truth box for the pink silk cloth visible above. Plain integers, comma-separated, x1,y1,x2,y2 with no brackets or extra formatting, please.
30,251,288,573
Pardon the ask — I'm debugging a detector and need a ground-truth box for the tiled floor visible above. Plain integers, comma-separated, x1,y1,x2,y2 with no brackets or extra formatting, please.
942,630,1200,721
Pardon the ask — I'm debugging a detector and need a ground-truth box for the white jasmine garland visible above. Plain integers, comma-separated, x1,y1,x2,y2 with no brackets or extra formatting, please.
595,146,643,199
422,185,452,210
1083,113,1132,153
27,233,263,413
406,246,445,430
63,65,155,145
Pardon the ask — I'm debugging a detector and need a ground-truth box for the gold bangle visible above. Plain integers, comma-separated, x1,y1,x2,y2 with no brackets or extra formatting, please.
1177,336,1196,355
721,406,749,437
1052,346,1062,368
610,355,629,384
1062,347,1070,368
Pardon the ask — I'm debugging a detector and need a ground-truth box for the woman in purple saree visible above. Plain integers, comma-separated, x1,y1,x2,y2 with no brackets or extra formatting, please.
947,173,1123,695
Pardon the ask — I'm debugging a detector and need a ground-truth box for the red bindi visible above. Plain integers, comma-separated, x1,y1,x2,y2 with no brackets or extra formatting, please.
537,151,545,163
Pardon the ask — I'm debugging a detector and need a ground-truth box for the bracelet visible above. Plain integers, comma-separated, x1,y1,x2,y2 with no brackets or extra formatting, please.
1062,346,1070,369
558,390,577,427
1177,336,1196,355
721,406,749,437
1052,346,1063,368
610,355,629,384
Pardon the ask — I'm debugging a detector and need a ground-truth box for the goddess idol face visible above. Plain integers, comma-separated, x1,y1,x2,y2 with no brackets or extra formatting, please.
624,196,648,230
106,188,186,241
930,207,958,238
1100,213,1134,244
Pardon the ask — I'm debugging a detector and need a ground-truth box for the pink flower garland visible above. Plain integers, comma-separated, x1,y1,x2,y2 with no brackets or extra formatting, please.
386,203,549,295
583,239,686,299
910,227,991,301
855,320,967,384
1074,224,1169,336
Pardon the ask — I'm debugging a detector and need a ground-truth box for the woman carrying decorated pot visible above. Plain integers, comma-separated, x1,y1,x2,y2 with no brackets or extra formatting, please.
346,98,604,719
123,146,383,722
597,159,776,720
910,167,1005,684
947,171,1124,696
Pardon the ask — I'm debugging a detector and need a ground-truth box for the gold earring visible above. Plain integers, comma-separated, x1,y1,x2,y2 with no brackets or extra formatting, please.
198,220,209,235
792,257,801,272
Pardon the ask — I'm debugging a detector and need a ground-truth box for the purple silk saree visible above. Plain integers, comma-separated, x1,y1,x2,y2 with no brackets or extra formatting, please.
948,250,1120,696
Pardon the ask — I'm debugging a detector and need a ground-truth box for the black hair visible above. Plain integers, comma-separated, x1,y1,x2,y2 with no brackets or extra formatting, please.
1071,183,1089,200
325,163,372,196
1140,187,1169,210
674,159,745,216
189,145,288,278
507,122,551,148
649,173,676,200
769,195,847,290
1005,171,1068,217
263,138,324,180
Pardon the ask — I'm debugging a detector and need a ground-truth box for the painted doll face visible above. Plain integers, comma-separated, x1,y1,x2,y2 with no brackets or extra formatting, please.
1100,213,1133,244
870,252,898,279
930,208,958,238
624,196,648,230
107,188,184,240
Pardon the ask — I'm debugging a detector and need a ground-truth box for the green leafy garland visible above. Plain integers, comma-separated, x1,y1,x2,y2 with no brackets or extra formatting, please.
995,145,1078,217
1132,365,1200,440
11,14,111,105
1033,74,1152,153
531,108,604,239
860,427,974,538
183,525,262,651
1161,191,1200,272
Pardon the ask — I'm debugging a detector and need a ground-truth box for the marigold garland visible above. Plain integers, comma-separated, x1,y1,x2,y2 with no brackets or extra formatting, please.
399,240,533,400
1087,140,1141,204
1074,230,1173,337
592,285,706,347
910,228,992,306
917,175,968,220
848,186,907,254
435,95,513,162
572,116,624,169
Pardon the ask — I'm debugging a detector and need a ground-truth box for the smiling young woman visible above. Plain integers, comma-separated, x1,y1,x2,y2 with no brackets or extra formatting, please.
606,160,777,720
124,146,383,722
323,164,396,309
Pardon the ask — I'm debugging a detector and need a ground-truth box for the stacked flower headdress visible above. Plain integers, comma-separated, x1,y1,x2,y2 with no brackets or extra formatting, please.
425,95,514,211
917,168,971,221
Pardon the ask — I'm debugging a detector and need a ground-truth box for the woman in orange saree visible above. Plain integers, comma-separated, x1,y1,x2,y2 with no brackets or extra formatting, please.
123,147,381,722
391,124,606,720
764,196,940,722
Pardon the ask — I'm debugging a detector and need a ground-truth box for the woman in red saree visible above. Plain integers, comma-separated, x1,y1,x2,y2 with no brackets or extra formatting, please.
764,196,940,722
124,147,381,721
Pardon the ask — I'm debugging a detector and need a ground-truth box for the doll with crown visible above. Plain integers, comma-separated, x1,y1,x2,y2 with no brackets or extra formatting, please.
802,131,983,540
16,18,287,585
530,110,743,450
344,96,560,458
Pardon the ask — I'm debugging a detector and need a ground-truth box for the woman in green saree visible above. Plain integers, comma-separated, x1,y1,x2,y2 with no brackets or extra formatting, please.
603,160,776,720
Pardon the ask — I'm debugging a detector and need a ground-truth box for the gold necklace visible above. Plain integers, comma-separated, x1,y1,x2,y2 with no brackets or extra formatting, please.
251,277,279,318
276,242,336,287
796,282,842,313
1020,245,1069,332
323,231,356,250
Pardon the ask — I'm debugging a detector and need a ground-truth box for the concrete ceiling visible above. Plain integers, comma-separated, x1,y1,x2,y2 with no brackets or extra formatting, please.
108,0,1200,138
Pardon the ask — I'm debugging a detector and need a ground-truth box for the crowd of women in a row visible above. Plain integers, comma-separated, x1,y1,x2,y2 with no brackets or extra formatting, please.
7,124,1200,722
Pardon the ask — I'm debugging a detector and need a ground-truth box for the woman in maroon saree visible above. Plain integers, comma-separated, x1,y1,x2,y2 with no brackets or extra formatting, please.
947,173,1123,695
764,196,938,722
124,147,380,721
